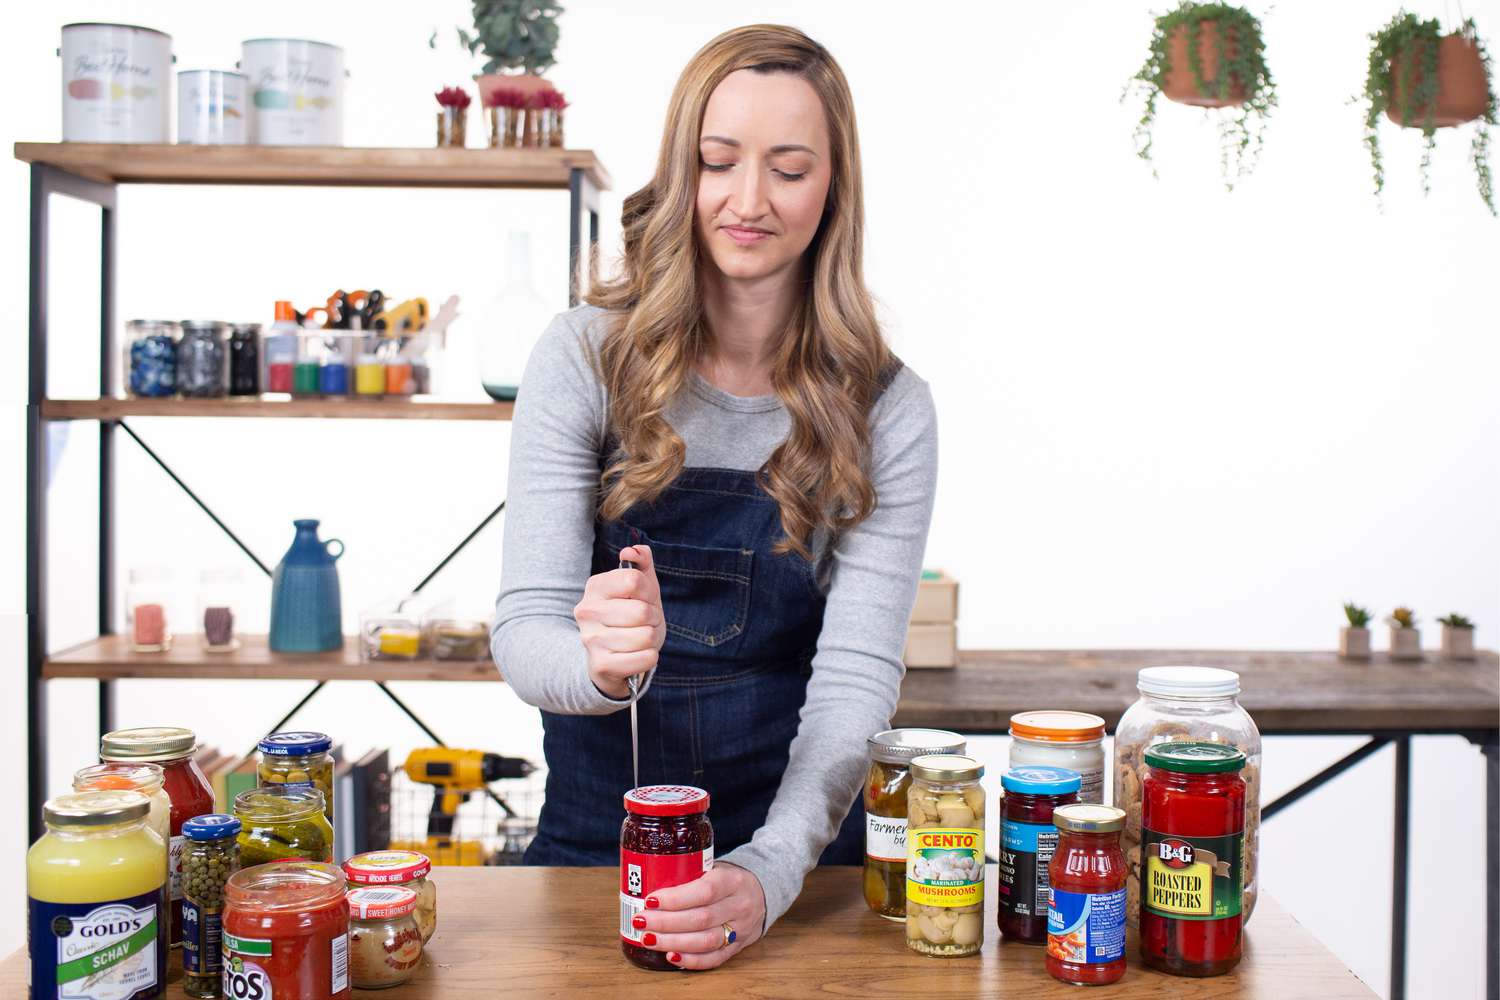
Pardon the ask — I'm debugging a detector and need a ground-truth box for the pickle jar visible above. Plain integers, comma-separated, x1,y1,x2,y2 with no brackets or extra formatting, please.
232,787,334,865
905,754,986,958
344,850,437,944
257,731,335,821
347,886,424,990
864,728,966,920
182,814,240,999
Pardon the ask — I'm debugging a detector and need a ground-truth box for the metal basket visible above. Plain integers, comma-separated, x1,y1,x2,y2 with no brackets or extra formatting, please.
389,767,543,866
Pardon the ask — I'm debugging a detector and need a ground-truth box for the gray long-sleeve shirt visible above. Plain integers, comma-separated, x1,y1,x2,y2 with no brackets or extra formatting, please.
491,303,938,930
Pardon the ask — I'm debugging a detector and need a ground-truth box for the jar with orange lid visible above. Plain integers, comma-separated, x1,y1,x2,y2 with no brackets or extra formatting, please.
1008,711,1106,804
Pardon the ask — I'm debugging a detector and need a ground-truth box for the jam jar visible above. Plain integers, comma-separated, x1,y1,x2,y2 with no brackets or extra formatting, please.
619,786,713,971
864,728,966,920
998,766,1080,943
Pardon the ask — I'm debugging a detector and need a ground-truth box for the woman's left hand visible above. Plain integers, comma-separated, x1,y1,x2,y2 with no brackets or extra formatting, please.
632,862,766,970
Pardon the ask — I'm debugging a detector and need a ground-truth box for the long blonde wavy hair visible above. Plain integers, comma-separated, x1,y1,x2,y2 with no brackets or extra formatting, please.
588,24,892,560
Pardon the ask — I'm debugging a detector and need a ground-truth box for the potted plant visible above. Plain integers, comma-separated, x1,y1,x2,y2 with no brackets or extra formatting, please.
1437,613,1477,659
1386,606,1422,661
1360,12,1496,215
435,1,563,109
1127,2,1277,189
1340,603,1373,660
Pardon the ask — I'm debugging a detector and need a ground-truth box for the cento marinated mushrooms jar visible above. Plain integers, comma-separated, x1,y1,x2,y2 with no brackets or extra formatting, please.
905,754,986,958
1113,666,1261,925
864,728,966,919
619,786,713,971
345,850,437,943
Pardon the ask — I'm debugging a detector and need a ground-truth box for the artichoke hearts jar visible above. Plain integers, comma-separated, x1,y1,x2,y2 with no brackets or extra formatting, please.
905,754,986,958
864,728,966,920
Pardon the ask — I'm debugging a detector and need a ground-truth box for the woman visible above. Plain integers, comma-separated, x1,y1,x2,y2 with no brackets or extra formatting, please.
493,24,938,969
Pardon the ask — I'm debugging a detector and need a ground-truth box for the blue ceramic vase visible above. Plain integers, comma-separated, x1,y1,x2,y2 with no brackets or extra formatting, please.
269,519,344,653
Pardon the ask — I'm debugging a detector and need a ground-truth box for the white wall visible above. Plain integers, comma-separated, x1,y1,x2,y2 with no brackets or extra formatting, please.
2,2,1496,998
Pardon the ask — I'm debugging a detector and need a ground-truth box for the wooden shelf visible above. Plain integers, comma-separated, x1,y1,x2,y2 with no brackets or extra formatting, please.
42,397,513,421
44,635,500,683
15,142,611,191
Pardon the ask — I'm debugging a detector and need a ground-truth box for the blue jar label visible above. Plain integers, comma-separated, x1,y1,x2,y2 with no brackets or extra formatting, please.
998,819,1058,918
1047,886,1127,964
181,898,223,978
27,888,165,999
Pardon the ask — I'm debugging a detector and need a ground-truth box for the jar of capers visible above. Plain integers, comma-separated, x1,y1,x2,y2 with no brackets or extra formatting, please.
181,814,241,999
864,729,966,920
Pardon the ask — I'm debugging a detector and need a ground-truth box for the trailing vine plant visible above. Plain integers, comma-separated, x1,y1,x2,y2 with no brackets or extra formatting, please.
1361,12,1496,215
1126,2,1276,190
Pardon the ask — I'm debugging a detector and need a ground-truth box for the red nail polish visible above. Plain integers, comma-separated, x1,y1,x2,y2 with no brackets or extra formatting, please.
645,897,660,909
668,952,681,964
631,915,647,930
642,932,657,946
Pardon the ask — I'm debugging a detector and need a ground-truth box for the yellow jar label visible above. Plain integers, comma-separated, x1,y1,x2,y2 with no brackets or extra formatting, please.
906,827,984,908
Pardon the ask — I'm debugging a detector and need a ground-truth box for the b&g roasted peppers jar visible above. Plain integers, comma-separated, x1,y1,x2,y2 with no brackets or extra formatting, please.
997,766,1080,943
1139,741,1246,977
619,786,713,971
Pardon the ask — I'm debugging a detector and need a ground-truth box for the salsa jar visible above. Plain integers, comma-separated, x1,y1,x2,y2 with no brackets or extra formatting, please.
233,788,334,866
998,766,1079,943
1047,804,1128,986
864,728,966,920
222,861,350,1000
101,726,216,947
347,886,424,989
257,731,335,822
1139,741,1246,977
182,814,240,999
1008,711,1106,804
619,786,713,971
344,850,437,944
905,754,986,958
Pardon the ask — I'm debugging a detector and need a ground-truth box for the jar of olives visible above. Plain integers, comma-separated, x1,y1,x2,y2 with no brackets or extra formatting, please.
864,728,966,920
906,754,986,958
233,787,334,866
257,731,335,822
182,814,240,999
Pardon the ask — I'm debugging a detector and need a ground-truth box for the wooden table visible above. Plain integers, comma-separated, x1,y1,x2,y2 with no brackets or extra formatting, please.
0,867,1375,998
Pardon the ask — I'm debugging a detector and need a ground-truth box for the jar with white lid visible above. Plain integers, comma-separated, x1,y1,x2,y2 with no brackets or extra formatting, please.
1112,666,1262,925
1007,711,1106,803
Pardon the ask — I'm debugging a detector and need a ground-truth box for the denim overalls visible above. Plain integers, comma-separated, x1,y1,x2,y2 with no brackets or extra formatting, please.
524,361,902,867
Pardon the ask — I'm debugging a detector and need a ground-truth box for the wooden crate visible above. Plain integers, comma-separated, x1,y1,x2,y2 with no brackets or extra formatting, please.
911,570,958,623
904,623,958,669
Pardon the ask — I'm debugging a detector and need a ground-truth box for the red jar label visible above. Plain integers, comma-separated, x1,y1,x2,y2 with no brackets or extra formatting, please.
618,846,713,943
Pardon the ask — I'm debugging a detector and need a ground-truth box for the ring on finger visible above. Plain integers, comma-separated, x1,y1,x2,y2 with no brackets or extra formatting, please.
721,922,736,948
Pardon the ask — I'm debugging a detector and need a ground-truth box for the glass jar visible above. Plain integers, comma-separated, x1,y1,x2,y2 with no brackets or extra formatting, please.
182,814,241,999
1047,804,1128,987
126,319,180,397
229,323,261,396
126,567,174,652
355,352,385,396
223,861,350,1000
1139,742,1246,978
863,728,966,920
362,609,424,661
1008,711,1106,804
73,761,171,850
998,765,1079,944
233,787,334,865
344,850,437,943
905,754,985,958
425,616,492,661
1113,666,1261,925
348,886,424,989
27,791,168,1000
177,320,228,398
198,568,242,652
620,785,713,971
257,731,335,821
101,726,216,948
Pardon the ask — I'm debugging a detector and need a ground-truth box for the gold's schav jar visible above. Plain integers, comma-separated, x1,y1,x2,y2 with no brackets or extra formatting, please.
864,728,966,920
619,786,713,971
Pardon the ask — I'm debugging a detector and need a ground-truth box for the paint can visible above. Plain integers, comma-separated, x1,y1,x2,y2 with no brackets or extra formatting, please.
177,70,248,144
240,38,345,146
60,22,173,142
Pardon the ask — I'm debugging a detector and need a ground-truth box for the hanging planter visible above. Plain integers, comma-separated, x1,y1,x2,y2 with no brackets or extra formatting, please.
1128,3,1276,189
1361,13,1496,215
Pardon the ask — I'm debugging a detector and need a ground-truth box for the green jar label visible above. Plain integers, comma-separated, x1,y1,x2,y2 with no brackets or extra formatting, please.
1141,828,1242,920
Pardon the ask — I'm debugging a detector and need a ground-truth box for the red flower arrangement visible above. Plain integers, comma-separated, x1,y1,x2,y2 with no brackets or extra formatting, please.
483,86,526,110
435,86,472,109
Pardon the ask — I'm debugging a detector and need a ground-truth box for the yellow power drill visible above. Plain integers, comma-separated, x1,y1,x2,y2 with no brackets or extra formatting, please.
399,748,535,865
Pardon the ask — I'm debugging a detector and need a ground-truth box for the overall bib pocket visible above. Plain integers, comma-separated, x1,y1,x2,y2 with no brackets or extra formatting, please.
606,521,753,649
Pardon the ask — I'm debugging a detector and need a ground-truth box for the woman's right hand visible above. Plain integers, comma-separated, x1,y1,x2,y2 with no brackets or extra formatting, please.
574,544,667,700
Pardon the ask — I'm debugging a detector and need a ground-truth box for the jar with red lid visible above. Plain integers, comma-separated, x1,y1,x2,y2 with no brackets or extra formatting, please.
1047,804,1128,986
347,885,424,990
1139,741,1246,977
998,766,1080,943
344,850,437,943
619,785,713,971
101,726,215,947
223,861,351,1000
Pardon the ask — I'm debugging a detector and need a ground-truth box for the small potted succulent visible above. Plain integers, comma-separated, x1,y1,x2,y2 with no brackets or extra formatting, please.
1340,603,1373,660
1386,606,1422,661
1126,2,1277,189
1360,12,1496,215
1437,613,1476,659
439,0,563,110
